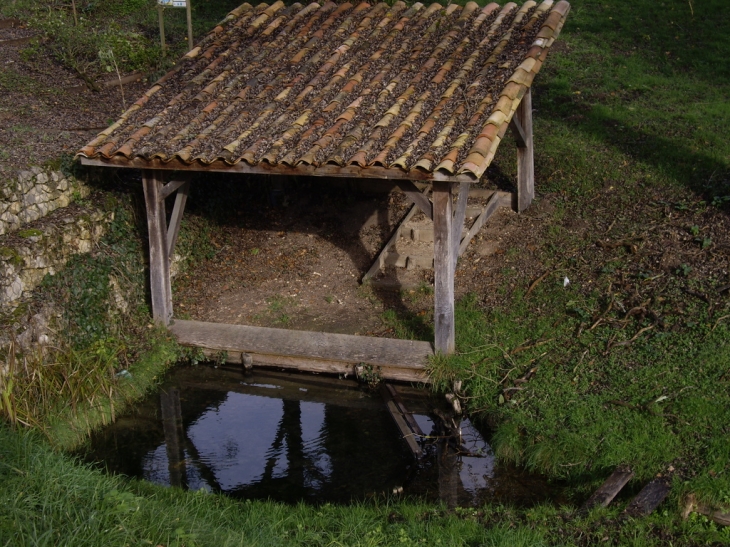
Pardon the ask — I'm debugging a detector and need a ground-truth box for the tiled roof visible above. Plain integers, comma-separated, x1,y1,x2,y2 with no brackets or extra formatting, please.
79,1,569,181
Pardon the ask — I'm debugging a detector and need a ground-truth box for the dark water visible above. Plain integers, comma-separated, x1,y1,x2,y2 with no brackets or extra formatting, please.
82,365,561,506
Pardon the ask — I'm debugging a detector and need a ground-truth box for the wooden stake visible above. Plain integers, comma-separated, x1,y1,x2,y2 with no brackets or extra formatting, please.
433,181,455,354
158,5,166,53
515,88,534,212
142,170,172,325
186,0,194,52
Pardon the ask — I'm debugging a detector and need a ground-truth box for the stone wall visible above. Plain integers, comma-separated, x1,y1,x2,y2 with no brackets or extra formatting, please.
0,167,89,236
0,208,113,312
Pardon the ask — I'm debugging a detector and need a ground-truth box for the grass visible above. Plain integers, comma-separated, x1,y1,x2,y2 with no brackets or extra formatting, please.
423,0,730,512
1,426,729,546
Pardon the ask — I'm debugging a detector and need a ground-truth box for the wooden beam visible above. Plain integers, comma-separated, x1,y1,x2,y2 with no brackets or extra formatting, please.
433,181,455,354
451,182,470,272
167,180,189,258
142,170,172,325
79,156,479,184
582,467,635,510
159,178,189,201
515,88,534,212
458,192,504,256
396,180,433,220
170,320,433,383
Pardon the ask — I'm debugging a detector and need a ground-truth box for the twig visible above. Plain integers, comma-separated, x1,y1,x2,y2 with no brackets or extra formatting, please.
510,338,554,355
713,315,730,331
610,324,655,349
525,270,551,299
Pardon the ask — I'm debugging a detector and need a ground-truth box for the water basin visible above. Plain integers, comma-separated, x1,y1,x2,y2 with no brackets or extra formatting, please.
82,365,562,506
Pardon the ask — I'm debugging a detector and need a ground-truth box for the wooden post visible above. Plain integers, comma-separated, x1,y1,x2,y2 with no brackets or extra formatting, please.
515,88,534,212
142,170,173,325
433,181,455,354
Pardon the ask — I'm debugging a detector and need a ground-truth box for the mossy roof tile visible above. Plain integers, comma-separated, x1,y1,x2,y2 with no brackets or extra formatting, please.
79,0,569,182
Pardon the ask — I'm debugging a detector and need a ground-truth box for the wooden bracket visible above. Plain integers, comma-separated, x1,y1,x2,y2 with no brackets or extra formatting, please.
514,88,534,212
397,180,433,220
167,180,190,258
508,115,527,149
159,178,189,201
451,182,470,272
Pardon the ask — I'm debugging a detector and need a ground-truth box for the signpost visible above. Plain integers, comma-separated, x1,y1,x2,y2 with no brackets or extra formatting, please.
157,0,193,53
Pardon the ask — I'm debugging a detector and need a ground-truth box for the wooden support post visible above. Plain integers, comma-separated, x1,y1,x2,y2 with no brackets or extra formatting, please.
142,170,172,325
433,181,455,354
515,88,534,212
451,182,470,272
167,180,189,258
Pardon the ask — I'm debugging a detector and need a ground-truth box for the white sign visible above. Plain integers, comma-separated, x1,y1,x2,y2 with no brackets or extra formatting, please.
158,0,187,7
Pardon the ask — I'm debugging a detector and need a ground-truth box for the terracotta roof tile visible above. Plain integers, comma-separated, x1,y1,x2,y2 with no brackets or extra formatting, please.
79,1,570,181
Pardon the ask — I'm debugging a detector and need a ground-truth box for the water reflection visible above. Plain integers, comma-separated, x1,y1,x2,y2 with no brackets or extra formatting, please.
84,365,560,506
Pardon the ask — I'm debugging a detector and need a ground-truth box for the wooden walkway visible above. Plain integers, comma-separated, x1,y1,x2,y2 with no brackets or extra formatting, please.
171,319,433,383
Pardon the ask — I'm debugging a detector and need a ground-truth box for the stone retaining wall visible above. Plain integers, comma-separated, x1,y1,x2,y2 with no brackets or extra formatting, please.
0,167,90,236
0,208,113,312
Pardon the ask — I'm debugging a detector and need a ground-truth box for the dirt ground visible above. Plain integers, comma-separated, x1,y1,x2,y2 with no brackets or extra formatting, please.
172,178,551,338
0,22,149,180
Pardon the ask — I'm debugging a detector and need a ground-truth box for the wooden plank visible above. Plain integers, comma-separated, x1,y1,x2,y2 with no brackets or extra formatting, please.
624,477,671,517
142,170,172,325
451,182,470,272
170,320,433,383
582,468,635,510
166,181,189,258
381,384,423,458
159,178,189,201
458,192,503,256
396,180,433,220
79,156,479,184
433,181,455,354
515,88,535,212
362,203,419,282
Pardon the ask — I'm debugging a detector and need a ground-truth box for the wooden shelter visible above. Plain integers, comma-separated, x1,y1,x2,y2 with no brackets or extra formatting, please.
78,0,570,382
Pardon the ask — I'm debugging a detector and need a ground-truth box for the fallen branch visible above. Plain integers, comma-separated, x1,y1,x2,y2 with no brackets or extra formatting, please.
682,494,730,526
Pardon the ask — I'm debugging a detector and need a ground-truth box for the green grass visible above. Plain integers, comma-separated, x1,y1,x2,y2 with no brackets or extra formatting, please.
1,426,729,546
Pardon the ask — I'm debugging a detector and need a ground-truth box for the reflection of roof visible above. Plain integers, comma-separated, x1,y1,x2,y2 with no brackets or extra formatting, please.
79,0,569,181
